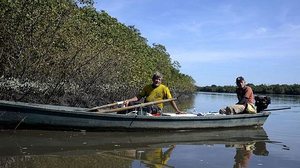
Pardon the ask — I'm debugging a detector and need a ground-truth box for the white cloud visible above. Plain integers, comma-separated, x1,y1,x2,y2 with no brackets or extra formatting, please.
256,27,268,34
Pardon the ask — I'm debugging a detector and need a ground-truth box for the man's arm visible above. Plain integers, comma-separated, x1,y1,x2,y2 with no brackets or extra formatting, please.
124,96,139,106
170,101,184,114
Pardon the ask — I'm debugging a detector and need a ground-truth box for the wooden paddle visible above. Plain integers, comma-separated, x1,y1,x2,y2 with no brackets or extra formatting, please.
263,107,291,111
92,98,177,113
88,101,124,111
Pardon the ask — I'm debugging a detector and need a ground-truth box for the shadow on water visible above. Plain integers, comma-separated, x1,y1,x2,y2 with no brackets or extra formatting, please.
0,127,270,168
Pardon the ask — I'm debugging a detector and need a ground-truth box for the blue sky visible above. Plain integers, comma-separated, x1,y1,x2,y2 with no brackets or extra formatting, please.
94,0,300,86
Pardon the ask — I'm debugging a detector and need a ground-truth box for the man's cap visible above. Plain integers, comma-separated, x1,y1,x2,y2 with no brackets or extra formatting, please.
236,76,245,82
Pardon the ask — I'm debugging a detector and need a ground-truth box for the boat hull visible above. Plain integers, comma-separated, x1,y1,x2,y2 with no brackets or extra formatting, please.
0,100,270,131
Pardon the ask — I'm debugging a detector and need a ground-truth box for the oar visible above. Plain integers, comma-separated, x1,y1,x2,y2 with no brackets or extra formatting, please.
88,101,124,111
263,107,291,112
93,98,177,113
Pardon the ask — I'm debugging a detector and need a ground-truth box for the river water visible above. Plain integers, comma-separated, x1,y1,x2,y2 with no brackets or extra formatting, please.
0,92,299,168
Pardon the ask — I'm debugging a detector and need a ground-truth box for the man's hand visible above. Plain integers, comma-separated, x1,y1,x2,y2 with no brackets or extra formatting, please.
123,100,129,107
176,111,186,114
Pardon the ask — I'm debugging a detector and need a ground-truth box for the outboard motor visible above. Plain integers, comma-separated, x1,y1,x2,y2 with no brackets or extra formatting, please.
255,96,271,112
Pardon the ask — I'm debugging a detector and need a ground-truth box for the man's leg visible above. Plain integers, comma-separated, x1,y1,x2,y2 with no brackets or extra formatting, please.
219,104,245,115
231,104,246,114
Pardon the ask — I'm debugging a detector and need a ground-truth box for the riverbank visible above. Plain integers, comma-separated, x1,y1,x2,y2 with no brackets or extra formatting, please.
197,84,300,95
0,77,193,108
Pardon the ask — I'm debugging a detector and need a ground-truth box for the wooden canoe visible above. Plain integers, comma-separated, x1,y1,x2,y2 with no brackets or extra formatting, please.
0,100,270,131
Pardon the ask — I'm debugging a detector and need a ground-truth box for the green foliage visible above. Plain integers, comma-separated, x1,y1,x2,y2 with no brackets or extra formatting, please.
0,0,195,107
197,84,300,95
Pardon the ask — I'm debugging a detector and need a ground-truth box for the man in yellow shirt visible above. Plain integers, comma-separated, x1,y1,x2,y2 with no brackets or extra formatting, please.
124,72,183,114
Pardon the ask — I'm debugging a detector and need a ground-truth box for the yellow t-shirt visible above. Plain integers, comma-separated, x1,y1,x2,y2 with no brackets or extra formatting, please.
137,84,172,109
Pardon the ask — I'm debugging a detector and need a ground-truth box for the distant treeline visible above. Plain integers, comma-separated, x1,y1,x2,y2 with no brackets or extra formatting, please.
0,0,196,107
197,84,300,95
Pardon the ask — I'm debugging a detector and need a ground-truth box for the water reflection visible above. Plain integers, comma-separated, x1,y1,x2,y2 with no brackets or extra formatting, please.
139,146,175,168
0,127,270,168
105,130,269,168
231,141,268,168
103,146,175,168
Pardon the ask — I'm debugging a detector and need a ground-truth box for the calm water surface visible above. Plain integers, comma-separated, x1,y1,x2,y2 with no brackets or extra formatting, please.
0,92,299,168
